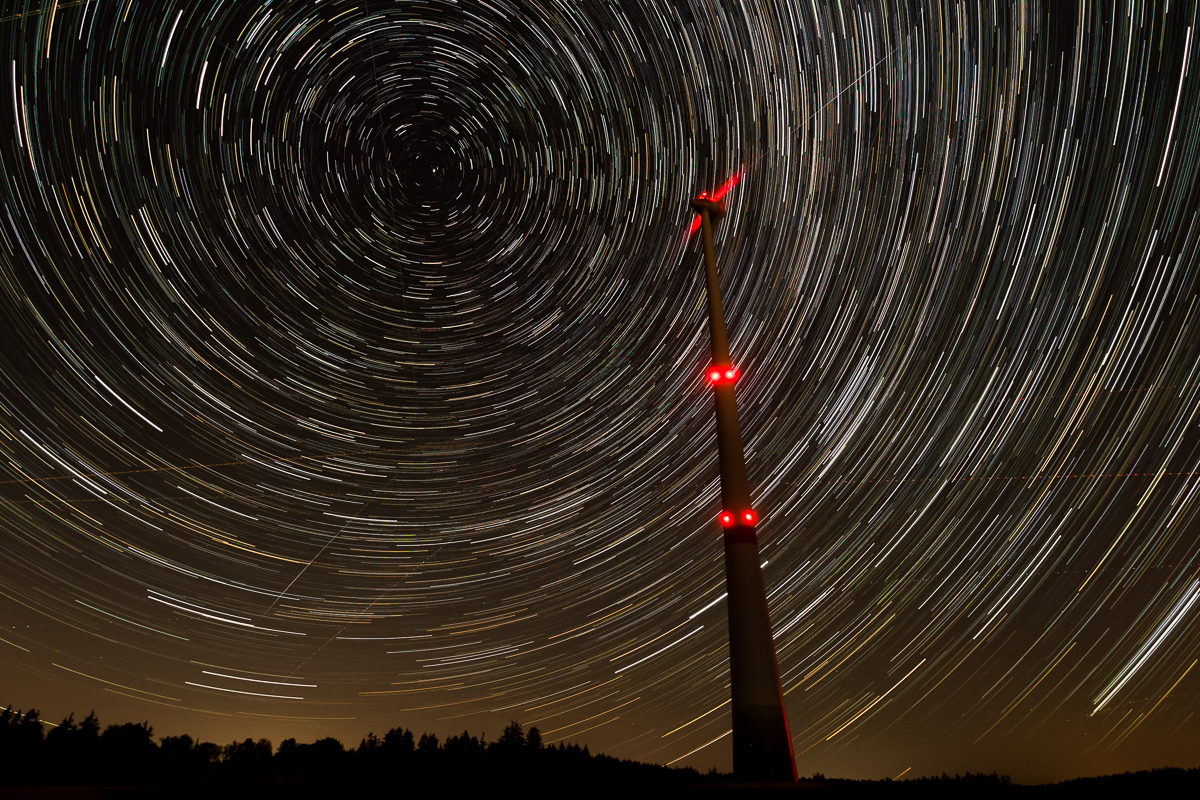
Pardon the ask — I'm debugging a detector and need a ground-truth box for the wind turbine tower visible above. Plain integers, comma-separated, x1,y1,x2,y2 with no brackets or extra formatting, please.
690,178,797,783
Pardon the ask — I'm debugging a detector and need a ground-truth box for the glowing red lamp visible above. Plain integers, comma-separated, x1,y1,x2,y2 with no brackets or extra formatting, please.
706,365,740,385
719,509,758,527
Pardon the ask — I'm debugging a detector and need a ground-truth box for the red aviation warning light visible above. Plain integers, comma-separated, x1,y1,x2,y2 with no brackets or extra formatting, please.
706,364,740,385
688,171,742,235
719,508,758,527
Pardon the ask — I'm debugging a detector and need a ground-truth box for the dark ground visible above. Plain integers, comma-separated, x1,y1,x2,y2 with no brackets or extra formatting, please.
4,769,1199,798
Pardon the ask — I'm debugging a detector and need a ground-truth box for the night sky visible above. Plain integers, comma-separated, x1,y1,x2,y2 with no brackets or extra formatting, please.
2,0,1199,785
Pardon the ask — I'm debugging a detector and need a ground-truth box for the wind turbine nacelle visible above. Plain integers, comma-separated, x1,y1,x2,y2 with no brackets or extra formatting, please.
689,196,726,220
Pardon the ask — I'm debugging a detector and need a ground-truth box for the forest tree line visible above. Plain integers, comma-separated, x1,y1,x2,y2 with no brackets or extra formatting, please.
8,704,1196,793
0,705,701,788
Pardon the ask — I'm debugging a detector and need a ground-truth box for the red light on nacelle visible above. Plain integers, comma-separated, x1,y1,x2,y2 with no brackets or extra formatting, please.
742,509,757,525
720,512,734,527
688,171,742,236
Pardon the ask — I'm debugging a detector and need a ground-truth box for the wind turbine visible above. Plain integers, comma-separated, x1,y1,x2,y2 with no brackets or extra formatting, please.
689,174,797,783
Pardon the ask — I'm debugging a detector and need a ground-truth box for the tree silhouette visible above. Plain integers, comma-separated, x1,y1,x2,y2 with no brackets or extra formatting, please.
40,710,101,784
382,725,414,756
99,721,155,784
496,719,525,751
2,702,707,789
1,707,44,783
222,737,273,773
160,732,196,775
417,731,439,755
444,729,485,760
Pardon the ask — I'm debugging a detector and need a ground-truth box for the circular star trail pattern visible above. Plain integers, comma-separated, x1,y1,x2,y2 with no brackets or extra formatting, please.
1,0,1199,782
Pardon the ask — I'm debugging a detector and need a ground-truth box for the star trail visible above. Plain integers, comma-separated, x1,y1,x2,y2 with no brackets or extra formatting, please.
1,0,1199,784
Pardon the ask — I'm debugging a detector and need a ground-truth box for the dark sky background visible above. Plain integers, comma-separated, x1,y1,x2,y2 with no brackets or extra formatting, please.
2,0,1199,785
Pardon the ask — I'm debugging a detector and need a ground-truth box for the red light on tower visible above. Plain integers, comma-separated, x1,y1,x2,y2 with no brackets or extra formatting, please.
720,510,757,527
707,365,740,385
